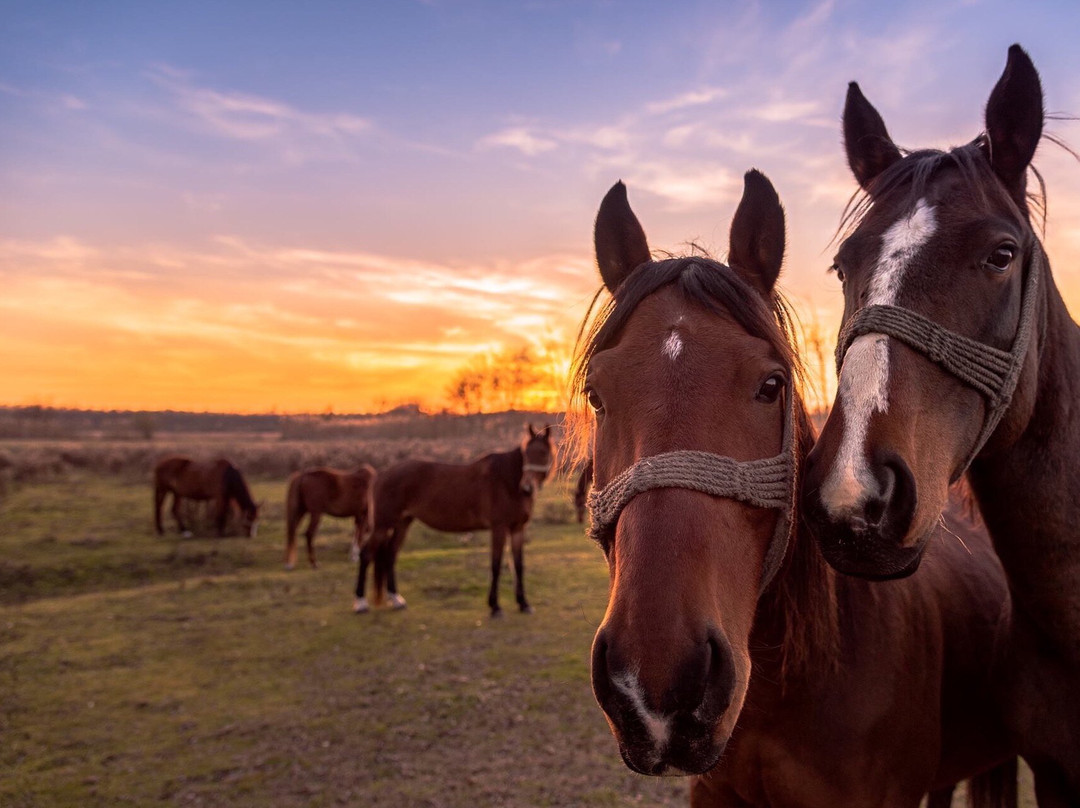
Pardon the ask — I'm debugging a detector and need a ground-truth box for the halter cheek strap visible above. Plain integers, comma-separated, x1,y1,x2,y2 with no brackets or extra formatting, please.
835,243,1041,477
586,394,797,594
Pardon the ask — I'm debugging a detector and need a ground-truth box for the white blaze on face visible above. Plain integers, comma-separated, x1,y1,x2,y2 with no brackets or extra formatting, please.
821,199,937,516
662,331,684,361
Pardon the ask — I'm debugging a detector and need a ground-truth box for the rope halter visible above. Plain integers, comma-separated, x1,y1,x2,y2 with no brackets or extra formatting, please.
587,392,798,594
835,243,1041,477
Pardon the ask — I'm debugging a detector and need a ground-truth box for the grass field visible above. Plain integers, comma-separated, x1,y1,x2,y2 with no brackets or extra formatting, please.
1,474,689,807
0,472,1035,807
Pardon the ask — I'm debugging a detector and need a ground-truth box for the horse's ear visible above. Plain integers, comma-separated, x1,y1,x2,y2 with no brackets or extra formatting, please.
541,425,552,440
527,423,537,439
595,181,650,293
983,44,1043,208
727,169,785,298
843,82,902,191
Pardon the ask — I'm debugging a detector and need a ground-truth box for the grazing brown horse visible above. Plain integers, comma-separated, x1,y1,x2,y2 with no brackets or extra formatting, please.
284,465,376,569
153,456,259,538
577,174,1016,805
801,46,1080,803
573,461,593,523
354,425,555,617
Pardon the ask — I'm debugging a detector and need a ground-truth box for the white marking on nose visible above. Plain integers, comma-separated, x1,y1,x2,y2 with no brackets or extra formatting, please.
662,331,683,361
822,199,936,517
612,669,671,753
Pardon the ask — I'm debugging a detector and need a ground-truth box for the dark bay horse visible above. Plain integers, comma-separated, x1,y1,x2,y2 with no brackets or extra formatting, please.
354,425,555,616
153,456,259,538
577,174,1016,805
573,461,593,523
801,45,1080,802
285,465,376,569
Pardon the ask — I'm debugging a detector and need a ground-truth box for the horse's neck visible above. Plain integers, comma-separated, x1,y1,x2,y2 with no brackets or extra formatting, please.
970,266,1080,656
751,414,839,688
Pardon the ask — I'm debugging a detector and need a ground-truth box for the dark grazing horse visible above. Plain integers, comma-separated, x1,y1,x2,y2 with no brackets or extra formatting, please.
284,465,376,569
354,425,555,617
573,461,593,523
801,45,1080,803
577,174,1016,805
153,456,259,538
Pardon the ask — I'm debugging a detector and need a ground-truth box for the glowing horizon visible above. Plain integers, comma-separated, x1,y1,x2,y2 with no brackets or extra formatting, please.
3,2,1080,415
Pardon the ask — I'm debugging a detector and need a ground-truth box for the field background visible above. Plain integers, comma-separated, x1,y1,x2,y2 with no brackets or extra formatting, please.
0,412,1035,806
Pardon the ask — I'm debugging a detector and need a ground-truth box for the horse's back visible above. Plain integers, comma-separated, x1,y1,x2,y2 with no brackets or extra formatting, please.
375,457,493,532
293,466,374,518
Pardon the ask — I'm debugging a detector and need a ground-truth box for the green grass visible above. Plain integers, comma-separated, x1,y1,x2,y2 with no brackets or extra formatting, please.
0,475,687,807
0,475,1036,806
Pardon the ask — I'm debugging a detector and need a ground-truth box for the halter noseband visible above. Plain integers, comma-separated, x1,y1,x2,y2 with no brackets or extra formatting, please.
586,393,798,594
835,243,1041,477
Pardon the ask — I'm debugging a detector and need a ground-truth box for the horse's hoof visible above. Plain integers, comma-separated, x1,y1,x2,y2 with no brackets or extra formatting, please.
490,607,504,619
388,593,407,610
284,563,295,571
520,604,534,615
353,597,370,614
181,530,193,539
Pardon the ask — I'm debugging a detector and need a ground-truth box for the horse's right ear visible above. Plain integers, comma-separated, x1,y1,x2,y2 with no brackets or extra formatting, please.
727,169,785,298
527,423,537,439
843,82,902,191
595,181,650,293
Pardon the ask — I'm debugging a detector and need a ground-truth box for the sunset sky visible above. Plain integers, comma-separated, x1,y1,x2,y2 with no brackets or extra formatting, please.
3,1,1079,413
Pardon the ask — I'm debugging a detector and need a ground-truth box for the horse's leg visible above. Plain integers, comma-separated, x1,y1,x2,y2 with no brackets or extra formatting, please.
154,485,167,535
1031,759,1077,808
385,520,410,610
511,528,531,614
172,494,191,537
304,511,322,569
488,525,508,618
285,501,302,570
353,538,374,613
350,519,362,562
214,493,228,537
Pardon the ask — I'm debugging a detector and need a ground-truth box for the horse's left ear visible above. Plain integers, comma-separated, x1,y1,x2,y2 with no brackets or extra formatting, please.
984,44,1043,208
727,169,785,298
541,425,552,441
528,423,537,439
595,181,651,293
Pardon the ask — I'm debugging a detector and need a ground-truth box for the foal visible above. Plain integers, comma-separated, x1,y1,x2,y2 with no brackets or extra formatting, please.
284,465,376,569
579,174,1015,805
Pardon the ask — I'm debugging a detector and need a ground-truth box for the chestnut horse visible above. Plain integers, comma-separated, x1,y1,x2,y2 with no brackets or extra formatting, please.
153,456,259,538
284,465,376,569
573,461,593,524
354,425,555,617
578,174,1016,805
802,46,1080,803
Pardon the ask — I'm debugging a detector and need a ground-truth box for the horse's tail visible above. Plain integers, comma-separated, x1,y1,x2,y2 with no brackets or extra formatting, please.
371,530,395,606
969,758,1018,808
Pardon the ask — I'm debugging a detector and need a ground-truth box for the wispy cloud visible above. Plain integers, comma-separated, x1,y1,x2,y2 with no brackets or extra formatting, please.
477,126,559,156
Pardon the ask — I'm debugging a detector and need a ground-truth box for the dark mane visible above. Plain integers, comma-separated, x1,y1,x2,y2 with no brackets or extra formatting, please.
570,255,837,683
836,136,1051,243
222,462,256,512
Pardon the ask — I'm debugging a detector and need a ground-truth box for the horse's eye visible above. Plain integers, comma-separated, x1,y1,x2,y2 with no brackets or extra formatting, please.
985,244,1016,273
830,263,846,283
586,388,604,413
755,373,786,404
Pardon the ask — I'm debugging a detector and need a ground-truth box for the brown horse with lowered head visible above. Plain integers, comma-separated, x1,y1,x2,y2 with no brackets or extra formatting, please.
153,456,259,538
577,174,1016,805
354,425,555,617
802,46,1080,803
285,465,376,569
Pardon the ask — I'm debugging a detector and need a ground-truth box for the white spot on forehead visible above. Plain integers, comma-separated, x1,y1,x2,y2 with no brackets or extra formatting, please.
821,199,936,517
661,331,683,361
612,670,671,756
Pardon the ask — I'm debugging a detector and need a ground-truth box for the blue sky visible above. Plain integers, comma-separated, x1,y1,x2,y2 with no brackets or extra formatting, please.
2,1,1079,411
